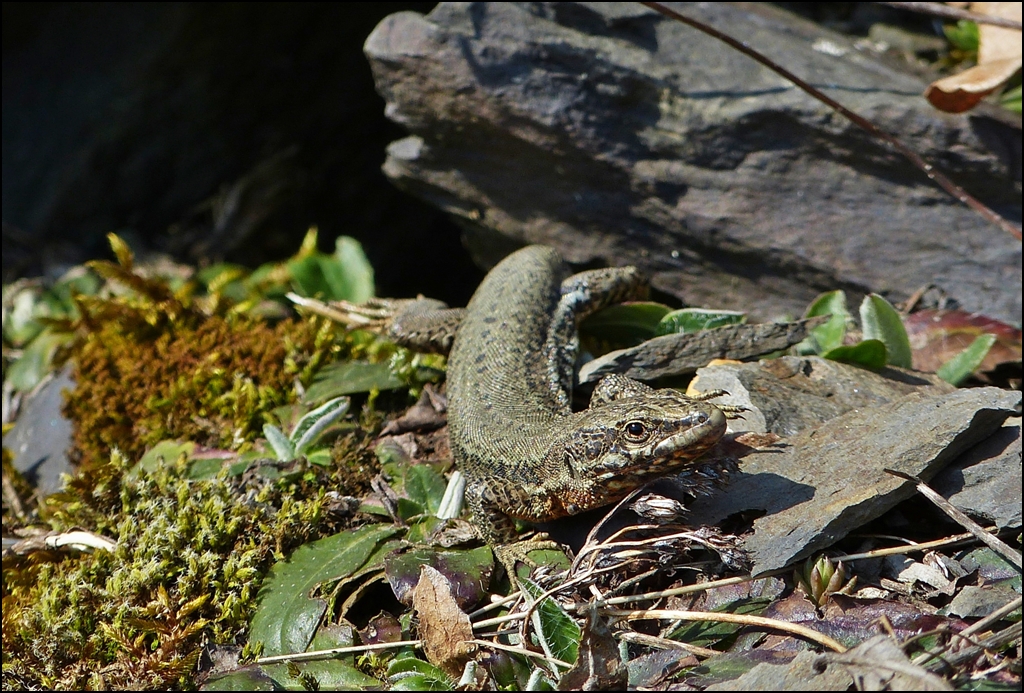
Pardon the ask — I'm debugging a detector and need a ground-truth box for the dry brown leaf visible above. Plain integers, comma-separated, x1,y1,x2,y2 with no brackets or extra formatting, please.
926,2,1023,112
411,564,476,678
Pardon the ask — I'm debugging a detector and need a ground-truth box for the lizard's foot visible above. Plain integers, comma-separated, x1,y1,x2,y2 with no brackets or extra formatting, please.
494,534,562,586
688,388,749,418
287,294,398,329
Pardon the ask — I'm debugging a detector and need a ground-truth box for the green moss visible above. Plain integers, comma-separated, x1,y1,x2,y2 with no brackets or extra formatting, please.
3,236,419,688
2,450,352,690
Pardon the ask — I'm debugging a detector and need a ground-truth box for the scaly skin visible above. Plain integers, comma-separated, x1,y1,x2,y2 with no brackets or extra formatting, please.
442,246,728,575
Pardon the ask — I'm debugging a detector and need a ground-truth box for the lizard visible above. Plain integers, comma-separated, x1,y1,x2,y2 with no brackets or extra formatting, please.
333,245,734,577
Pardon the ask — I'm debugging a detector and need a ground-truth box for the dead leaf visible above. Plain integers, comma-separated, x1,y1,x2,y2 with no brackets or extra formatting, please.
926,2,1022,112
903,309,1021,375
829,634,953,690
557,607,628,691
412,564,476,678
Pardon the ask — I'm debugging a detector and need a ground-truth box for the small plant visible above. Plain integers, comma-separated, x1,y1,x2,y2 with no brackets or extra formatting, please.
794,554,856,608
798,290,996,385
264,396,351,464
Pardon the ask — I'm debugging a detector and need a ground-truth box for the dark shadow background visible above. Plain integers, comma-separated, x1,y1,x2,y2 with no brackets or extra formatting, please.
2,2,483,304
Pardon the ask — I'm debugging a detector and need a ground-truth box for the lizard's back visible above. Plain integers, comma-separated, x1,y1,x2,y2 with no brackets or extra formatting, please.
446,246,569,482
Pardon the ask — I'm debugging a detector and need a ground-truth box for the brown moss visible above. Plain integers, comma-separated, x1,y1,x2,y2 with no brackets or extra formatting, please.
64,314,332,471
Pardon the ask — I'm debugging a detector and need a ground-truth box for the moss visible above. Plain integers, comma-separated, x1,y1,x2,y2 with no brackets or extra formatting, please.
3,237,411,688
2,449,358,690
64,308,334,471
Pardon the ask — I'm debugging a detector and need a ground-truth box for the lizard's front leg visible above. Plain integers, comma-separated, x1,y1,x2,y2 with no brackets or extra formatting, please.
465,477,559,584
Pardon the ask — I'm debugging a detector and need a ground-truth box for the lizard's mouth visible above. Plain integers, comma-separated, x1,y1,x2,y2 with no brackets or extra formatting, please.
653,407,727,457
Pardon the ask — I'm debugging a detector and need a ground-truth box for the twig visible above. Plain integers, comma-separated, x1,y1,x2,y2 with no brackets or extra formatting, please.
579,569,791,609
640,2,1022,241
837,526,1005,562
618,630,720,658
255,639,422,665
470,639,572,670
603,607,847,652
885,469,1022,570
918,621,1023,672
879,2,1024,30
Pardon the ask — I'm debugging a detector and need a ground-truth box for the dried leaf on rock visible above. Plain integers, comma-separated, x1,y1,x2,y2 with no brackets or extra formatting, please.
926,2,1023,112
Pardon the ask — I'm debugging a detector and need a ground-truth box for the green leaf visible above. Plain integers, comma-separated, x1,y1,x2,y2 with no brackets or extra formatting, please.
581,302,672,346
383,545,494,608
303,362,405,403
260,662,381,691
201,666,279,691
388,657,455,691
403,464,448,516
944,19,979,53
287,255,332,300
263,424,294,461
290,396,350,456
3,287,45,345
327,236,375,303
5,329,69,392
49,267,102,308
132,440,196,476
656,308,746,336
937,334,998,386
860,294,912,368
822,339,888,370
520,577,580,666
1001,83,1022,114
250,524,401,656
803,290,848,353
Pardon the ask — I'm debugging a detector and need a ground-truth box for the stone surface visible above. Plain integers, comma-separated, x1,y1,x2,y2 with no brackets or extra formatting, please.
4,367,75,498
706,650,851,691
692,355,955,436
365,2,1021,324
933,417,1022,529
577,318,824,385
687,387,1020,575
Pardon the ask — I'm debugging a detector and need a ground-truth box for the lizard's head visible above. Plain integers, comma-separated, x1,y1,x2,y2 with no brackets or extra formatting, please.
551,382,727,514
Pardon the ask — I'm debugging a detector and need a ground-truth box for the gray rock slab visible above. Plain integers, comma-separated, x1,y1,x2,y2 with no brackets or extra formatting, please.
692,355,954,436
706,650,851,691
577,318,824,385
687,387,1020,575
4,367,75,498
365,2,1021,324
932,417,1021,529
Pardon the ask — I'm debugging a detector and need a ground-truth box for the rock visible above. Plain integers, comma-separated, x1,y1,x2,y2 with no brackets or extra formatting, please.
932,417,1021,529
365,2,1021,324
706,650,851,691
691,355,954,436
577,318,825,385
686,387,1020,575
4,367,76,498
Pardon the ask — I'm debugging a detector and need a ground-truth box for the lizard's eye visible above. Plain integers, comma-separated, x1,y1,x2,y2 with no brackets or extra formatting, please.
625,421,648,440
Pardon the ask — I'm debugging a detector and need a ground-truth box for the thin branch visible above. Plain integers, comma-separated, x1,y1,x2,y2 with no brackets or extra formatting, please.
640,2,1022,241
604,607,847,652
885,469,1022,570
959,595,1024,638
255,639,422,665
470,639,572,669
879,2,1024,30
618,630,720,657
